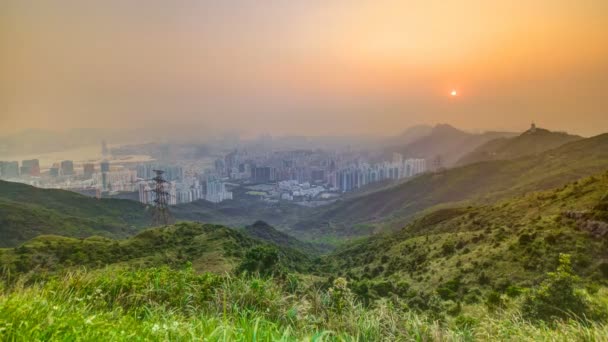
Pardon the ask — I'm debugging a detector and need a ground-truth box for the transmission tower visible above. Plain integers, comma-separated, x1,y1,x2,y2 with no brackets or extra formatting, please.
150,169,174,226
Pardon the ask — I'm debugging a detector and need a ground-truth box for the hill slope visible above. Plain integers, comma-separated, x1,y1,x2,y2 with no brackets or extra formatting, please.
0,180,150,247
391,124,516,167
294,133,608,239
241,220,322,254
0,222,313,276
457,127,582,165
321,171,608,300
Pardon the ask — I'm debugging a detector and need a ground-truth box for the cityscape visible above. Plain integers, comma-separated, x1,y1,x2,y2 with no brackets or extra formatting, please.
0,139,427,207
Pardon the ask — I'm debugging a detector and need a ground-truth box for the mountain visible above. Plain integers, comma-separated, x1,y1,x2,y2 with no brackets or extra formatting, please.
242,220,322,254
0,222,313,275
0,180,149,247
382,124,433,147
392,124,517,167
321,171,608,300
294,133,608,239
457,126,582,166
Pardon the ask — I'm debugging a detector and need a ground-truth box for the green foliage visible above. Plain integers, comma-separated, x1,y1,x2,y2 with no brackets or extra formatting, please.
485,291,505,311
522,254,606,322
2,266,608,340
236,245,281,277
0,222,313,279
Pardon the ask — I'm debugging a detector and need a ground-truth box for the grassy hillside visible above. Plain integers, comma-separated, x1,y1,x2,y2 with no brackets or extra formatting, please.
0,180,150,247
295,133,608,240
2,265,607,341
1,174,608,340
0,222,313,277
457,127,582,166
0,198,142,247
321,171,608,303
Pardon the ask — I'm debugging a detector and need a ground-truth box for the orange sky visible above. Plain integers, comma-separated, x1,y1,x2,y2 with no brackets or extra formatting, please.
1,0,607,137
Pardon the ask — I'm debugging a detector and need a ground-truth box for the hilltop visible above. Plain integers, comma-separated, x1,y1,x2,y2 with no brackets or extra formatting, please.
457,126,582,165
321,171,608,301
390,124,516,167
0,180,149,247
294,133,608,240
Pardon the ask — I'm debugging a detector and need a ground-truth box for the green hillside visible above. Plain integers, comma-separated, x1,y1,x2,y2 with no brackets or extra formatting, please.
0,180,150,247
241,220,323,255
294,133,608,240
321,171,608,302
0,221,313,277
457,127,582,166
1,174,608,340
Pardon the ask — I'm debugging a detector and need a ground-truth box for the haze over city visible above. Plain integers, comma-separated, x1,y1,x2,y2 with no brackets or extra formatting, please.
2,0,608,137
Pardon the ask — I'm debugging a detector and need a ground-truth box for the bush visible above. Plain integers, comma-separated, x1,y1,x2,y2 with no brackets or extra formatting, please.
485,291,505,311
522,254,604,322
236,245,281,277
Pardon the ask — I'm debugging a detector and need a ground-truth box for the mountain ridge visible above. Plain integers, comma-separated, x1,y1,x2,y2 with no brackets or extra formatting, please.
457,126,582,165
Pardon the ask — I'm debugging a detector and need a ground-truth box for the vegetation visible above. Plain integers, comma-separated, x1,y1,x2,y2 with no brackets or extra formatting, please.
2,133,608,339
321,171,608,306
2,261,608,340
0,222,313,279
0,180,149,247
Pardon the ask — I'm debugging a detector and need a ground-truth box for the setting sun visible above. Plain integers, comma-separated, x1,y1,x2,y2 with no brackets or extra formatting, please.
451,90,457,96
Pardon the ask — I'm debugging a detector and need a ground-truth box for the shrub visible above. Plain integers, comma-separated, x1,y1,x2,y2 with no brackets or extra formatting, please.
236,245,281,277
485,291,505,311
522,254,602,322
328,277,352,314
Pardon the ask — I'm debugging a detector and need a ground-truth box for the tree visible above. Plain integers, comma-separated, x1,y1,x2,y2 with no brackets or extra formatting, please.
522,254,596,322
236,245,281,277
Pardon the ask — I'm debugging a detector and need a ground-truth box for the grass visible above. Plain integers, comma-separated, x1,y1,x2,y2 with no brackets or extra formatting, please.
1,267,608,341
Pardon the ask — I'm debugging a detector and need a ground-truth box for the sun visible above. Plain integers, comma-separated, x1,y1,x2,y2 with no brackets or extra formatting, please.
450,90,457,96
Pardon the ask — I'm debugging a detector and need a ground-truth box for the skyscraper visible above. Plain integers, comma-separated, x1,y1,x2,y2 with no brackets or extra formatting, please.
83,163,95,179
20,159,40,177
61,160,74,176
0,161,19,179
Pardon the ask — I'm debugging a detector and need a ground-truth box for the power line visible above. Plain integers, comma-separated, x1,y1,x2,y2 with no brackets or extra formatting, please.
150,169,174,226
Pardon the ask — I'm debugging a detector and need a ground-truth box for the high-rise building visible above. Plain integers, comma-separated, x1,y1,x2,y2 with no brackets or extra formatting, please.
83,163,95,179
205,177,232,203
100,160,110,173
251,166,273,183
0,161,19,179
61,160,74,176
49,167,60,177
21,159,40,177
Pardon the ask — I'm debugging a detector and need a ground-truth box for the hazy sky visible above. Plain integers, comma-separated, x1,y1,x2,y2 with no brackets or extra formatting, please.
2,0,607,137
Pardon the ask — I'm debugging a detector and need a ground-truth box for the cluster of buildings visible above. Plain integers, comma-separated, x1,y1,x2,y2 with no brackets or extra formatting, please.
212,149,427,202
0,159,42,179
332,155,426,192
2,142,426,208
136,165,232,206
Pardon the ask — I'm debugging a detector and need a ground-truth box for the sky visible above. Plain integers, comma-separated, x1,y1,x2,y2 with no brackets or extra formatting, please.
1,0,607,138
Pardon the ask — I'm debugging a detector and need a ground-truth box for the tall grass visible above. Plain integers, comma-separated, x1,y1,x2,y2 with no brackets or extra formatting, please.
1,267,607,341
